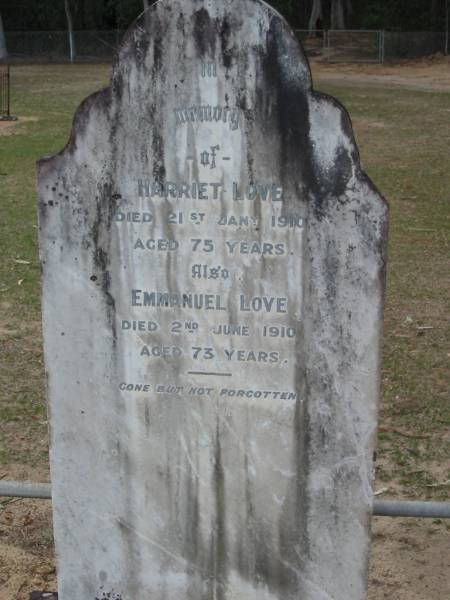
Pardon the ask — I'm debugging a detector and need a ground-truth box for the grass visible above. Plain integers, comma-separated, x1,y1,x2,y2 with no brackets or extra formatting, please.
0,65,449,497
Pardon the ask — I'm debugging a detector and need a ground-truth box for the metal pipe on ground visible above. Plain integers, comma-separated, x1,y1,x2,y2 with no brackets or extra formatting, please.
0,481,52,499
1,481,450,518
373,500,450,519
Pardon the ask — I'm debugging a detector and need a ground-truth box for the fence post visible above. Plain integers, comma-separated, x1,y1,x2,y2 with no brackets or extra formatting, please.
0,64,10,118
64,0,76,63
323,30,328,62
6,63,9,116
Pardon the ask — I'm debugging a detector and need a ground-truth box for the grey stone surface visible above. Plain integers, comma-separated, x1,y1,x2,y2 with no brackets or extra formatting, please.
37,1,388,599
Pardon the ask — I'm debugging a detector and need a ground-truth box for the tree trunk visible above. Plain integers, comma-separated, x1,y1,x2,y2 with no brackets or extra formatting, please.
430,0,438,28
346,0,352,19
308,0,322,32
64,0,76,64
143,0,150,9
0,14,7,61
295,0,310,29
330,0,345,29
81,0,97,30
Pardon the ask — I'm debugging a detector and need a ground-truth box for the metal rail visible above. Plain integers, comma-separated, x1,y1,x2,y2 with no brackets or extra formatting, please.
0,480,52,499
373,500,450,519
1,481,450,518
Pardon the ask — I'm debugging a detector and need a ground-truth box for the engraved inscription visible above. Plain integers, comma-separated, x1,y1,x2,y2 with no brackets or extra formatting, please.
115,58,304,382
200,145,220,169
174,105,241,130
201,62,217,78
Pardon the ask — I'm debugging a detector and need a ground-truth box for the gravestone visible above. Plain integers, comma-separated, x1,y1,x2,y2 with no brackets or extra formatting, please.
37,1,388,599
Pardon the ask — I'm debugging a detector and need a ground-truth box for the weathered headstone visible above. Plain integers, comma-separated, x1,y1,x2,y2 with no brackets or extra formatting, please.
37,1,388,599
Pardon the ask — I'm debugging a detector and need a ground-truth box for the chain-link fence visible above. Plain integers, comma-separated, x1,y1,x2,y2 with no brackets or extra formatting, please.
4,30,124,62
297,30,448,62
2,30,450,64
325,30,385,63
295,30,326,59
384,31,447,59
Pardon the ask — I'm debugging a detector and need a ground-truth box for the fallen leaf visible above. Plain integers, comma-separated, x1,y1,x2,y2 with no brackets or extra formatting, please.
1,511,14,524
23,513,34,526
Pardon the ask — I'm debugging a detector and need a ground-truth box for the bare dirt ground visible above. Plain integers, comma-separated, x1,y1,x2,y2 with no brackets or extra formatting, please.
0,117,38,136
0,466,55,600
1,59,449,599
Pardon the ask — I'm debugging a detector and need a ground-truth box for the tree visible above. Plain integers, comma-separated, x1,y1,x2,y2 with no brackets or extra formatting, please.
0,13,7,60
330,0,352,29
309,0,323,31
64,0,76,64
446,0,449,55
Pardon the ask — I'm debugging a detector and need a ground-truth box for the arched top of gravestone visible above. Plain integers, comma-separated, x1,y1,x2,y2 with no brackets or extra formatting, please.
38,0,386,227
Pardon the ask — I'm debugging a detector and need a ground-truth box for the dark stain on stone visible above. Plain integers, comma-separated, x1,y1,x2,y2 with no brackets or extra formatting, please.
90,184,119,345
323,239,340,306
219,16,233,70
144,402,150,436
151,115,165,184
176,11,186,35
261,18,323,214
152,14,164,74
193,8,216,58
145,14,166,186
183,457,200,563
236,449,255,581
116,448,142,597
212,418,227,600
135,31,150,70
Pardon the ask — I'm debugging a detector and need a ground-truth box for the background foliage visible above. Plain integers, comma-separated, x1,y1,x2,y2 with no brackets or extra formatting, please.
1,0,448,32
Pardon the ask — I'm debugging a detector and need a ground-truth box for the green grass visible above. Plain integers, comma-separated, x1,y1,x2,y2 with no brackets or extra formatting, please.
0,65,449,491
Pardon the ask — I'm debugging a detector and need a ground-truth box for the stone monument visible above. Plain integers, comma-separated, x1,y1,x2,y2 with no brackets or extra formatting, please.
37,1,388,598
